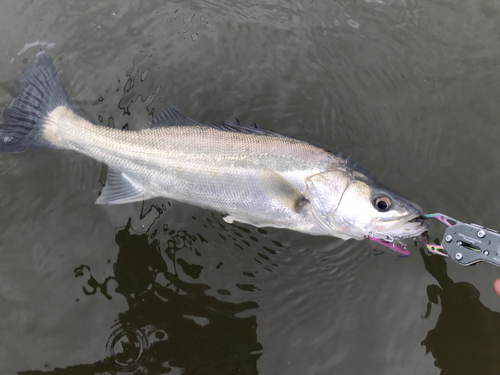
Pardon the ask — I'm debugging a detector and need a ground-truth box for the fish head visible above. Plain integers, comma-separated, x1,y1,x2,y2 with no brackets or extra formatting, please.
305,169,429,240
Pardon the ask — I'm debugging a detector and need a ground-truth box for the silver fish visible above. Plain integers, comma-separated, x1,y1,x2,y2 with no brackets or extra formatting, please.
0,52,428,241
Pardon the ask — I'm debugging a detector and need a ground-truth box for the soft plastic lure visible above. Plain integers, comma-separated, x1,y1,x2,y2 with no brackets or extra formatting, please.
366,237,410,257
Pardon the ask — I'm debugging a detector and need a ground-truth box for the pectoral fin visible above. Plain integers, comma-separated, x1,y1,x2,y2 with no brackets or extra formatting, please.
96,168,154,205
257,166,308,213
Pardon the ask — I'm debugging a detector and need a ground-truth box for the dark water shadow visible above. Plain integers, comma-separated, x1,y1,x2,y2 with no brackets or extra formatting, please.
420,248,500,375
19,216,263,375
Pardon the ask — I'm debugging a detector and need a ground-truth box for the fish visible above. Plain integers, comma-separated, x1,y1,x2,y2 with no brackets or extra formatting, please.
0,51,428,242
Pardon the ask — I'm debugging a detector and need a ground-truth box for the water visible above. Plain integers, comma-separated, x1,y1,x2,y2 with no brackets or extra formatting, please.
1,0,500,374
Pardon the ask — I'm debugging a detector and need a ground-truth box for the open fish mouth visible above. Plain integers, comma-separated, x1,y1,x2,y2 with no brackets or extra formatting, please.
407,216,426,224
395,214,429,236
378,213,426,225
373,213,429,240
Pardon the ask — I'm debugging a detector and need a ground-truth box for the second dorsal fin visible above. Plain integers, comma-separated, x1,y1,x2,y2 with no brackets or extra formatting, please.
142,104,292,139
144,104,201,129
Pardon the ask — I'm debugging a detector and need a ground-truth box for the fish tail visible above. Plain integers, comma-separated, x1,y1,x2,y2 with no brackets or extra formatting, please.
0,51,73,152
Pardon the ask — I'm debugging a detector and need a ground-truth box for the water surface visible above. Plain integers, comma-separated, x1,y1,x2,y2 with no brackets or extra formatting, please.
1,0,500,374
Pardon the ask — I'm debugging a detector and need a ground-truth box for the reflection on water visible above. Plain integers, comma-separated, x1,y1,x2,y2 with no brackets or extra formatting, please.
420,249,500,375
20,215,262,375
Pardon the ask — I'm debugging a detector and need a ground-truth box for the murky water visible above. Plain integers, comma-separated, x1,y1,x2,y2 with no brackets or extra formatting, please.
1,0,500,374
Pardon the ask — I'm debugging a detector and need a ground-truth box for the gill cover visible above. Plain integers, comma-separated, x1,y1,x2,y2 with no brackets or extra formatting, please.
304,169,352,237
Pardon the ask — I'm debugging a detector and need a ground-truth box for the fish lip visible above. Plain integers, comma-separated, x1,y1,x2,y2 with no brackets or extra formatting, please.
407,215,426,224
377,212,423,225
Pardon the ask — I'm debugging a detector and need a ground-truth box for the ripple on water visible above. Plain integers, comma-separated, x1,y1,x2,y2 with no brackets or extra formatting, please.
106,322,149,372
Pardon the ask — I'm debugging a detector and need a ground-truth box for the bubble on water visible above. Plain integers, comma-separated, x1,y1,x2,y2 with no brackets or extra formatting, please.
347,19,360,29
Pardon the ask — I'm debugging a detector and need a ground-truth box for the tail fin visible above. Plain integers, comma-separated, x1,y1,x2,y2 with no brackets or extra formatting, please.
0,51,73,152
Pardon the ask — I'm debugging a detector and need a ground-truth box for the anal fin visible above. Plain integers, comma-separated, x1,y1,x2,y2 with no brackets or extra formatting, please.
96,168,154,205
223,215,279,228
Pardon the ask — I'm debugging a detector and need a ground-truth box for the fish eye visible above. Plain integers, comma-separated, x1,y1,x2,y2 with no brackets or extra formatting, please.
374,195,392,211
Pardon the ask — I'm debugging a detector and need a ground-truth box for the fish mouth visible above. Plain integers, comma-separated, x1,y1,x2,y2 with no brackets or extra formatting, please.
377,212,423,224
394,214,430,237
407,215,426,224
373,213,429,240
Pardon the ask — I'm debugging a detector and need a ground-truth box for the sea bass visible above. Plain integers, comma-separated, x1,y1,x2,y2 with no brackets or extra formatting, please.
0,52,428,241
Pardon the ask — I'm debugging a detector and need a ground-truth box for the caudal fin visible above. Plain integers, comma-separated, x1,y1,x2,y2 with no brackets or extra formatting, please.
0,51,73,152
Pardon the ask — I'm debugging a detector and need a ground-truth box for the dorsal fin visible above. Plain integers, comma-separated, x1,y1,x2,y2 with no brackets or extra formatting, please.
209,120,289,138
143,104,201,129
143,104,292,139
